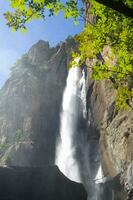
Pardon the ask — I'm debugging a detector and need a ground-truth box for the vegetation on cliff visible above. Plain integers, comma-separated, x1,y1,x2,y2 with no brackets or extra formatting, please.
74,0,133,109
3,0,133,109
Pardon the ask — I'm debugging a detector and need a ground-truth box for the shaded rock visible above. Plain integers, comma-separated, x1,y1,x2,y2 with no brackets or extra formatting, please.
0,165,87,200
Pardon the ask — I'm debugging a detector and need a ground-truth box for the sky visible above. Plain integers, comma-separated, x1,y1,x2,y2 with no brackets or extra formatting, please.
0,1,84,87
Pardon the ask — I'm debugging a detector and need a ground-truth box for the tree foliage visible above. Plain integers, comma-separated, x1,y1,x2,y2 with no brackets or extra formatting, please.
4,0,83,31
92,0,133,18
73,0,133,109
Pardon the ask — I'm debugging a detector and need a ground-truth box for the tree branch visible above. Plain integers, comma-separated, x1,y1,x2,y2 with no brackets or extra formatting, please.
93,0,133,18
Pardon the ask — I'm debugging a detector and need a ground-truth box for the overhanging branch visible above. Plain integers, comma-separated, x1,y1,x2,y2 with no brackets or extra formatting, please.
93,0,133,18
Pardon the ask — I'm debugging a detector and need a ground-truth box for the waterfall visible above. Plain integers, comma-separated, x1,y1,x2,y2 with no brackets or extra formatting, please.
95,165,106,184
55,63,82,182
94,164,109,200
55,58,105,199
55,56,92,183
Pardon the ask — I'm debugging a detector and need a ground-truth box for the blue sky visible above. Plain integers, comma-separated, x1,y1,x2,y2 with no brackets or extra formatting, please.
0,1,84,87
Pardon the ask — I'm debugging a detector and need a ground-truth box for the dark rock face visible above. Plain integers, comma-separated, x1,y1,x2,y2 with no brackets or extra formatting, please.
86,75,133,199
0,165,87,200
0,39,75,166
87,78,133,172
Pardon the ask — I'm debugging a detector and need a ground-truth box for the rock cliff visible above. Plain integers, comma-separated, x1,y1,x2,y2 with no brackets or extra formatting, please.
86,62,133,199
0,38,75,166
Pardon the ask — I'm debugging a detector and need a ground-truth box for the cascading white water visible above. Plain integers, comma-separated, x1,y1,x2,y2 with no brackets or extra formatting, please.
93,165,107,200
80,69,87,119
55,58,107,200
55,58,90,182
95,165,106,184
55,59,82,182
